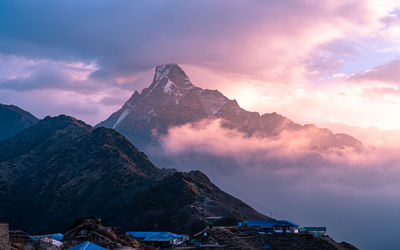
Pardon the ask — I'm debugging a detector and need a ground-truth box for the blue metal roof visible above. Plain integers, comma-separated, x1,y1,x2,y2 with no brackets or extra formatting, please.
274,220,299,227
29,233,63,241
245,220,277,228
52,233,64,241
68,241,106,250
127,232,184,242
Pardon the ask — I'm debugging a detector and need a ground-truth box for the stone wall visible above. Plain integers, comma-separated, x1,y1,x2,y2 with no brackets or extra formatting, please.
0,223,10,250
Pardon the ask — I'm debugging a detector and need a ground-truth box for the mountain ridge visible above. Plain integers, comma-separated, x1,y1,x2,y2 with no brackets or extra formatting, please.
0,103,39,140
97,64,363,152
0,114,269,234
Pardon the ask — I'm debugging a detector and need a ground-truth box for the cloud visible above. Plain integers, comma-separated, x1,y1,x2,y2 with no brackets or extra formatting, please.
99,95,128,106
0,60,99,92
304,39,361,78
161,119,314,164
0,87,131,126
153,117,400,250
160,118,400,176
183,63,400,132
160,119,372,169
0,0,398,83
350,60,400,84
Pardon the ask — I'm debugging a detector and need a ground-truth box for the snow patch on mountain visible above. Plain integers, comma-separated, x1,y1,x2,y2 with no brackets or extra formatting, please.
155,65,170,82
164,80,174,94
113,109,130,129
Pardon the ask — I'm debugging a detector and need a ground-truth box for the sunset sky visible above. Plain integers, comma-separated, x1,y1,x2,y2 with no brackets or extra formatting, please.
1,0,400,140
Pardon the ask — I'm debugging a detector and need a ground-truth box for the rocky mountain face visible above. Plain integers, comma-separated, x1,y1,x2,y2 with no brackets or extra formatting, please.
0,104,38,140
0,115,268,234
97,64,363,152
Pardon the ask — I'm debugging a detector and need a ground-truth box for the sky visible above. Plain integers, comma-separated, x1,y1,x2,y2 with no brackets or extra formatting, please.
2,1,400,249
1,0,400,133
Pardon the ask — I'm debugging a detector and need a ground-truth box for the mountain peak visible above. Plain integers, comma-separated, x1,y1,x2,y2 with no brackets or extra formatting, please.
155,63,181,74
152,63,192,89
41,115,90,129
154,64,181,80
0,103,39,140
98,64,362,152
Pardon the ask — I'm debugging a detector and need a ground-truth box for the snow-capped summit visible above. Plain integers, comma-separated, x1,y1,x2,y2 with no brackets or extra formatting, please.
148,63,194,95
97,64,363,151
154,64,190,83
98,64,233,135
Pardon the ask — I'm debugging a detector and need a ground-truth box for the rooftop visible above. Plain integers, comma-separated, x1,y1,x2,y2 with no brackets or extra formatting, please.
68,241,106,250
127,231,185,242
30,233,63,241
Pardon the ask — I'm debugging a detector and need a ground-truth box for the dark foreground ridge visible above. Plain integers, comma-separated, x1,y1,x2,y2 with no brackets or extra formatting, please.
0,103,38,140
0,115,268,234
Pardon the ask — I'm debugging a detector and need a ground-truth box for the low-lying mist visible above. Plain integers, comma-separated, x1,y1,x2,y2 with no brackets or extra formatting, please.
147,119,400,250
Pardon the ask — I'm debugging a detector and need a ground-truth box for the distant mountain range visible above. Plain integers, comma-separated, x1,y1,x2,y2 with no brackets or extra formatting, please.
0,115,268,234
97,64,363,152
0,103,38,140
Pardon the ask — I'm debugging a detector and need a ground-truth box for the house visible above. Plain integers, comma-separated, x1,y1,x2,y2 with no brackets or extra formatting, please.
299,227,327,237
51,233,64,241
29,233,64,249
68,241,106,250
127,231,189,247
30,233,63,242
273,220,299,233
242,220,299,234
243,220,276,228
242,220,276,233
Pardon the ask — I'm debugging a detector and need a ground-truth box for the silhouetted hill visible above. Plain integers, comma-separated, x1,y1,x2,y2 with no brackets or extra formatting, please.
0,103,38,140
0,115,268,234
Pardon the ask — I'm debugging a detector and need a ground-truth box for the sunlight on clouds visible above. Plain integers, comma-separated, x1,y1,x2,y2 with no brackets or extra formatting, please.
1,0,400,131
186,64,400,139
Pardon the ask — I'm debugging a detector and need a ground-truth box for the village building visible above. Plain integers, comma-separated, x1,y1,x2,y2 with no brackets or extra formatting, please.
299,227,327,237
273,220,299,233
127,231,188,247
242,220,299,234
29,233,64,249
